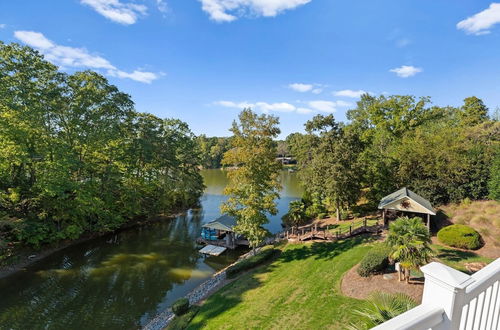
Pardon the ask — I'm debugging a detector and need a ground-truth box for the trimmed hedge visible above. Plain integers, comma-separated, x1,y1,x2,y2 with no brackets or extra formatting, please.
357,246,391,277
167,306,200,330
226,248,280,279
437,224,482,250
172,298,190,316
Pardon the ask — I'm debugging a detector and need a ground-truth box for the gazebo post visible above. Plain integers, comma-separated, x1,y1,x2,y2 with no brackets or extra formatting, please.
427,214,430,231
382,209,387,226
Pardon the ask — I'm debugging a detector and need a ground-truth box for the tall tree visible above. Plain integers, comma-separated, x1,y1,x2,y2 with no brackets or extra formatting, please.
221,109,282,252
301,115,362,220
488,148,500,201
459,96,489,126
0,42,204,249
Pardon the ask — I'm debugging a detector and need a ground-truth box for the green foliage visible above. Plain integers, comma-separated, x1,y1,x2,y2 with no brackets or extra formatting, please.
196,135,232,169
357,245,391,277
221,109,282,249
437,225,482,250
226,248,279,279
0,42,204,250
296,115,363,220
167,306,200,330
282,200,308,227
459,96,489,126
386,217,433,273
489,150,500,200
343,94,498,206
348,292,417,329
172,298,190,316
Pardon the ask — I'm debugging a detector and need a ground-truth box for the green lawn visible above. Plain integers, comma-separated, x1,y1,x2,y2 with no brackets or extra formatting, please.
432,244,494,274
327,219,379,234
187,236,374,330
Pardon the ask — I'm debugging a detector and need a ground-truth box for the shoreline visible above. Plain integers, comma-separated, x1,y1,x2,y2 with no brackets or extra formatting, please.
0,212,184,280
143,247,264,330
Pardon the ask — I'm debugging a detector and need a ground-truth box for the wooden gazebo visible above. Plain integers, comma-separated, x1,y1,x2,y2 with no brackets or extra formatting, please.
378,187,436,229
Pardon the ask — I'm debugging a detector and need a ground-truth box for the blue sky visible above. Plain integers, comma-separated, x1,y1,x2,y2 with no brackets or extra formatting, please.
1,0,500,138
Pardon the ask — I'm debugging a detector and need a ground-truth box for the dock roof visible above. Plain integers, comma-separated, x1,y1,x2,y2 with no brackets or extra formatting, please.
202,215,237,231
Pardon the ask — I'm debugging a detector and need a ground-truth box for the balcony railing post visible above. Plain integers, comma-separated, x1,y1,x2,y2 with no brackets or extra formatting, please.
420,262,475,330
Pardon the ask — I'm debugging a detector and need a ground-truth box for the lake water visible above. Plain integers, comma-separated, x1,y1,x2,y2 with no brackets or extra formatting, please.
0,169,302,330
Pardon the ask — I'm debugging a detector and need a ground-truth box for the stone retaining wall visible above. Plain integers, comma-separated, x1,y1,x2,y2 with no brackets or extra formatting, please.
143,248,260,330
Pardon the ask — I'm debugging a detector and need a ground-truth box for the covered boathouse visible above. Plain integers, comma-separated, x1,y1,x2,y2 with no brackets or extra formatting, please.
378,187,436,229
198,215,249,250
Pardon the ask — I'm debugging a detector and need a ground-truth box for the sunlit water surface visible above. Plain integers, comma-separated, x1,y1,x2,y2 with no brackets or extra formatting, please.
0,170,302,330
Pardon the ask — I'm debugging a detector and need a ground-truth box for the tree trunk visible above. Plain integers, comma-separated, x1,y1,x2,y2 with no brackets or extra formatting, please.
336,201,340,221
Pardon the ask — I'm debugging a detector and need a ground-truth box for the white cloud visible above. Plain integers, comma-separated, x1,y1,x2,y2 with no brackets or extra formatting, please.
107,69,159,84
256,102,296,113
333,89,367,98
289,83,324,94
215,98,350,115
156,0,168,13
296,107,313,114
14,30,159,84
215,100,297,113
199,0,312,22
396,38,411,47
389,65,422,78
457,3,500,35
289,83,313,92
81,0,147,25
307,100,351,113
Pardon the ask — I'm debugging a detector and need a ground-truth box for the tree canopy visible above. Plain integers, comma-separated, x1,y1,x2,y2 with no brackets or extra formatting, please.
0,42,204,251
221,109,282,250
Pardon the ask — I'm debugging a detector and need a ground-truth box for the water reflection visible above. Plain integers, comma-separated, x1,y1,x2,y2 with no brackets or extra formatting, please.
0,170,302,330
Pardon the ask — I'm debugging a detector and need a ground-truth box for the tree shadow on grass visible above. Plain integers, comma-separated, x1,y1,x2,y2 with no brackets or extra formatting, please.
187,260,274,329
187,234,376,329
435,246,478,262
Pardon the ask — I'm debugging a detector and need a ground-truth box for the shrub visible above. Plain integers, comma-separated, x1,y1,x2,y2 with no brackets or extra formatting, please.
172,298,190,316
357,246,391,277
167,306,200,330
437,225,482,250
226,248,280,278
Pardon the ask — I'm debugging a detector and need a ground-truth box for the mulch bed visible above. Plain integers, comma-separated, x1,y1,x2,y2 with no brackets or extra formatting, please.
341,264,424,303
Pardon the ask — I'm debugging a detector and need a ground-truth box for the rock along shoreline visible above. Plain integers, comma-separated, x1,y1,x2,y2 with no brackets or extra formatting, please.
143,248,262,330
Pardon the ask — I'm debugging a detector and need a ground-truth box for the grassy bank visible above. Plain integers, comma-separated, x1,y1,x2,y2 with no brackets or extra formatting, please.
439,200,499,247
187,236,374,329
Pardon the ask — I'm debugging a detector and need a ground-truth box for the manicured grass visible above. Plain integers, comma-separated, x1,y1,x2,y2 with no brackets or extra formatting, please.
327,219,379,234
187,236,374,329
432,244,494,274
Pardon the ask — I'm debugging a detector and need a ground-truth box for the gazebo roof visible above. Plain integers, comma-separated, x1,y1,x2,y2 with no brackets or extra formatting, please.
378,187,436,215
202,215,237,231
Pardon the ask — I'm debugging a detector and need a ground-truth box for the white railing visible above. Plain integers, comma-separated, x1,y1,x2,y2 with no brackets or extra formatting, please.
373,258,500,330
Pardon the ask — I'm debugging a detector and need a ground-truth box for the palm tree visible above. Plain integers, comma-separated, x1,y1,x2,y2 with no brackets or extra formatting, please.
283,200,307,228
386,216,433,283
347,292,417,329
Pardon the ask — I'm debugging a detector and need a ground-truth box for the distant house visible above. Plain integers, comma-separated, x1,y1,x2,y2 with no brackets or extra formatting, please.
378,187,436,229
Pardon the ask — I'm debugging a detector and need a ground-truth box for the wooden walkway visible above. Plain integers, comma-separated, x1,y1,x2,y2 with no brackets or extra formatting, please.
278,218,382,243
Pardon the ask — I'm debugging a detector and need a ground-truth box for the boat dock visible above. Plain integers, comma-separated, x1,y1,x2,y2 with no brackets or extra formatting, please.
199,244,227,256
